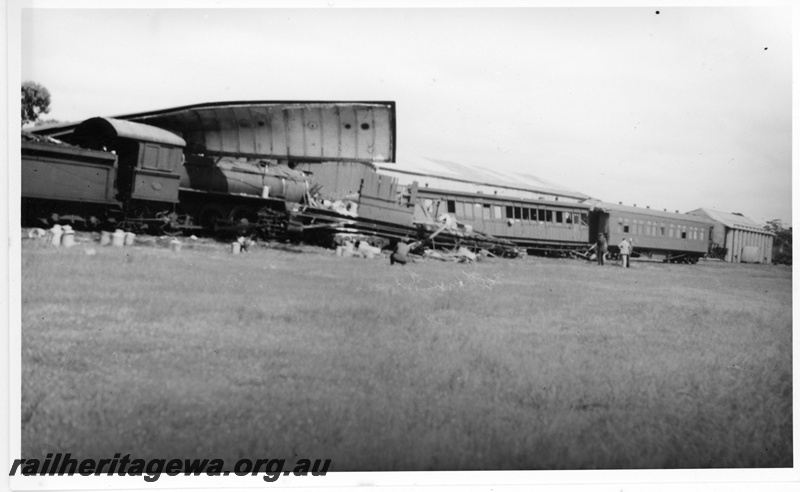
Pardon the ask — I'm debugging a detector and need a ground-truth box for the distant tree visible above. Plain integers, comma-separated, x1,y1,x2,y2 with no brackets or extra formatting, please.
764,219,792,265
34,118,63,127
21,81,51,125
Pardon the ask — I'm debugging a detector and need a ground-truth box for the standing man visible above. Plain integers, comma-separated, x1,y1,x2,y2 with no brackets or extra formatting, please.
619,237,633,268
596,233,608,266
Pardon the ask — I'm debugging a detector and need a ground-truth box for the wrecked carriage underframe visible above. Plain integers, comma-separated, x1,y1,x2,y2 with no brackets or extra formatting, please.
288,204,522,258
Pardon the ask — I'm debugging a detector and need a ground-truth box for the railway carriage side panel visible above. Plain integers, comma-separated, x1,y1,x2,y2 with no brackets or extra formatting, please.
415,188,591,251
600,204,713,260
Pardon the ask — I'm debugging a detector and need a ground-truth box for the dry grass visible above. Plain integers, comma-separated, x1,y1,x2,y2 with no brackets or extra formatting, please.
19,235,792,470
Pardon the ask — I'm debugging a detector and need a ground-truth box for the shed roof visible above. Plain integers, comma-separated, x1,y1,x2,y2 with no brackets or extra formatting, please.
376,156,589,201
686,208,771,233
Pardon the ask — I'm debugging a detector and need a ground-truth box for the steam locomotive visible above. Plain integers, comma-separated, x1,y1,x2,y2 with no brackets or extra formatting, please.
22,117,308,236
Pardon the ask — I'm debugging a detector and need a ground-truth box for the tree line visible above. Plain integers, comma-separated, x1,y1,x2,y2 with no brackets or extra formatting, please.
764,219,792,265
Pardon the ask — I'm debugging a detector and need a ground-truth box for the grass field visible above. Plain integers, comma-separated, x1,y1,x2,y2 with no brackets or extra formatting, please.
19,234,792,470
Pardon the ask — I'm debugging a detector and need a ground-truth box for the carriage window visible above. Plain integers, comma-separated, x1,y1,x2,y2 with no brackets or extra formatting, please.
580,212,588,226
661,226,665,236
514,207,522,219
700,229,704,241
538,209,546,221
522,208,530,220
556,211,563,223
456,202,465,217
482,204,491,220
645,224,651,235
681,231,686,239
447,200,456,214
623,225,630,233
506,205,513,219
494,206,502,220
546,210,553,222
565,212,573,224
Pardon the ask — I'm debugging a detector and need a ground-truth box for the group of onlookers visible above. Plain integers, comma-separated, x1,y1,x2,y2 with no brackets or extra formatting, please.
591,233,633,268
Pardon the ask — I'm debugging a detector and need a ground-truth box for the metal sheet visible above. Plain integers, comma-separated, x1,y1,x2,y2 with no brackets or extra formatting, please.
115,101,396,162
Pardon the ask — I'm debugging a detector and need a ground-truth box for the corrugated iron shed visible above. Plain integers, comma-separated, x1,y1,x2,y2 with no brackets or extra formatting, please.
687,208,774,263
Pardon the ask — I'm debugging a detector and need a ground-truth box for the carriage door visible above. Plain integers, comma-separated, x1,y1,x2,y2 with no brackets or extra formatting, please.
588,210,606,243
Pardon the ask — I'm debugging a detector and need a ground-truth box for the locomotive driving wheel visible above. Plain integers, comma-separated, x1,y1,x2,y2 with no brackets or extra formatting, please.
198,204,226,231
228,205,258,225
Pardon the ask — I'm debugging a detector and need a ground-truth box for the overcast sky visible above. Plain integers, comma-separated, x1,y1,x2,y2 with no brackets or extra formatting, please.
17,2,793,225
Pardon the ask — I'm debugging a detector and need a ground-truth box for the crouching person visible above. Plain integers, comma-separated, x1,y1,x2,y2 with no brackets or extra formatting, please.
390,237,416,265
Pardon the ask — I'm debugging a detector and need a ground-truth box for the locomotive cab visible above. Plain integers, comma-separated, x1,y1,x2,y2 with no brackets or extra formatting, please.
71,117,186,205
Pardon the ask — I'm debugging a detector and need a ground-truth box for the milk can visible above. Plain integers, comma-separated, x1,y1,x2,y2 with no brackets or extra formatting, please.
111,229,125,247
124,232,136,246
100,231,112,246
61,225,75,247
49,225,63,247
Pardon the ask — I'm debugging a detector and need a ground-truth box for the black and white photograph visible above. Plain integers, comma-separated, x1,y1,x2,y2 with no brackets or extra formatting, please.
6,0,796,490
